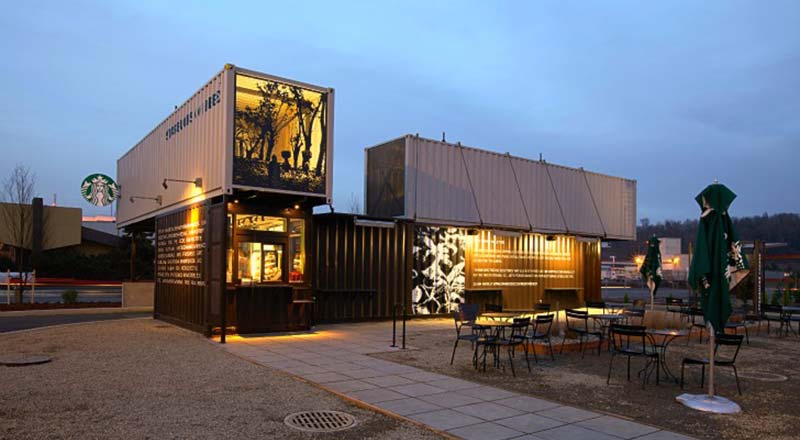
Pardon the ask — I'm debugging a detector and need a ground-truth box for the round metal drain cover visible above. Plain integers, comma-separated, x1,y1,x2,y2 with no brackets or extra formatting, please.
0,355,51,367
284,410,357,433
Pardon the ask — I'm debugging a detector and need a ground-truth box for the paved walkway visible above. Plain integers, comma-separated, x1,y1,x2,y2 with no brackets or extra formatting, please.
220,320,693,440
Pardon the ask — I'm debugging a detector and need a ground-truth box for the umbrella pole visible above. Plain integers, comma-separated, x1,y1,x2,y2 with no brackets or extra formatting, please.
676,319,741,413
707,322,715,399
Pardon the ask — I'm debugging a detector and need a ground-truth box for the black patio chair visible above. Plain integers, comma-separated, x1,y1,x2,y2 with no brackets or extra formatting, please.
724,307,750,344
666,298,684,322
480,317,531,377
560,309,604,358
681,333,744,395
623,308,646,326
606,324,659,388
528,313,555,362
785,305,800,337
760,304,786,336
687,307,707,343
585,301,607,313
450,304,480,365
534,303,551,313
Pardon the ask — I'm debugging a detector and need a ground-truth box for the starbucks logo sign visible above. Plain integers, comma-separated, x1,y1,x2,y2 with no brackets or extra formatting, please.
81,173,120,207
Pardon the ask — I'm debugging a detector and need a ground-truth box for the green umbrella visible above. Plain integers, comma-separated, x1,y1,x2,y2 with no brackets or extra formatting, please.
679,182,749,413
639,235,662,312
687,183,748,332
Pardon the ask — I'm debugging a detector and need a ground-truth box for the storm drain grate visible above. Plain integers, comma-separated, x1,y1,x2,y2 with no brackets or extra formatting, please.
284,410,357,433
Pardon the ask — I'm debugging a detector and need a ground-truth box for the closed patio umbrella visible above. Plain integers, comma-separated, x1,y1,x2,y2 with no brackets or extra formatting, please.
639,235,662,313
677,182,749,414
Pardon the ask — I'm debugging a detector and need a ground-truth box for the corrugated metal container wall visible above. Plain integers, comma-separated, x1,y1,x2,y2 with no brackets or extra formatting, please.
365,138,406,218
584,172,637,240
406,137,480,225
117,69,232,228
461,148,529,229
312,214,413,322
510,159,567,233
366,135,636,240
545,164,605,236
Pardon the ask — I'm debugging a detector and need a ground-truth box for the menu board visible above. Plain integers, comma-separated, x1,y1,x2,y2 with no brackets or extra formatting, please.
156,207,206,286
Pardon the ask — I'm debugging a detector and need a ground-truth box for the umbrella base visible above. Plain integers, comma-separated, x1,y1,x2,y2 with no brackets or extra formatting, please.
676,393,741,414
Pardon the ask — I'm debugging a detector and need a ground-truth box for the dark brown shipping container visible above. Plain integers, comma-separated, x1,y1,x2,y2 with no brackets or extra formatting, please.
312,214,413,322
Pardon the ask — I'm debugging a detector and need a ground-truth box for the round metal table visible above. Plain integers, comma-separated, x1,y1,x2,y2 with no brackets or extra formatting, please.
646,328,689,382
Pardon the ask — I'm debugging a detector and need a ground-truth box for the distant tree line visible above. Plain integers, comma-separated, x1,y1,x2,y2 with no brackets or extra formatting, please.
637,213,800,252
608,213,800,263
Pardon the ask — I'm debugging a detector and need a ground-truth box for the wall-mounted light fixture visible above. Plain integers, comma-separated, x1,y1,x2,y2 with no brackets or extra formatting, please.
162,177,203,190
129,195,163,206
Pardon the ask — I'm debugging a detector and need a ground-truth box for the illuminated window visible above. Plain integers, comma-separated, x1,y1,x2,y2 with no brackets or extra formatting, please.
237,242,284,283
236,215,287,232
263,244,283,282
289,219,305,283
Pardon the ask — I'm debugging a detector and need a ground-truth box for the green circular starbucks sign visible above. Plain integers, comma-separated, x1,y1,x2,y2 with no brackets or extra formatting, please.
80,173,120,207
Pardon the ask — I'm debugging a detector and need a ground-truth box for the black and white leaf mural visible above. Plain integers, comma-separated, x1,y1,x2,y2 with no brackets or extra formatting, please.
412,226,466,314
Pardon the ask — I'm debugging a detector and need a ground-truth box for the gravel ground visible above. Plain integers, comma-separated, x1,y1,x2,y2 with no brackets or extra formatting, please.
375,323,800,440
0,319,443,440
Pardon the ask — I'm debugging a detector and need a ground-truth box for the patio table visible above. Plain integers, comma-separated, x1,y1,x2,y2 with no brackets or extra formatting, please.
472,320,515,369
480,312,521,320
646,328,689,382
589,313,625,349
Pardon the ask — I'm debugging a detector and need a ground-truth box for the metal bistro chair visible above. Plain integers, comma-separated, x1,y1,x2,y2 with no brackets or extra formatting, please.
585,301,607,332
666,298,684,323
687,307,707,343
681,333,744,395
585,301,607,313
450,304,480,365
528,313,555,362
760,304,786,336
480,317,531,377
607,324,660,388
623,308,646,326
724,307,750,344
785,305,800,337
560,309,604,358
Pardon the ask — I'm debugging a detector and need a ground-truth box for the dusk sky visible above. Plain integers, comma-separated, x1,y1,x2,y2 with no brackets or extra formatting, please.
1,1,798,222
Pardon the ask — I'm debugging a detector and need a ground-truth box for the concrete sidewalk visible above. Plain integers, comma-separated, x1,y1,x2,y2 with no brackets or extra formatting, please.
220,320,694,440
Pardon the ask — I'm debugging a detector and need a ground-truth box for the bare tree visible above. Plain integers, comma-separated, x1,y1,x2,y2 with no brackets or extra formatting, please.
1,165,36,302
347,192,362,215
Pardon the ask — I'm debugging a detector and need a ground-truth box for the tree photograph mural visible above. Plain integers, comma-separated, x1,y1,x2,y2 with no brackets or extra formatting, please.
233,74,328,194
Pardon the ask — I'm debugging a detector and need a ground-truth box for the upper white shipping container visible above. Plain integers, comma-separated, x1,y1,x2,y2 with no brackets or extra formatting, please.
365,135,637,240
117,65,334,228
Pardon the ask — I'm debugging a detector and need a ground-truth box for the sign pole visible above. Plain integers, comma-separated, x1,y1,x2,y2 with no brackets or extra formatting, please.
31,270,35,304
